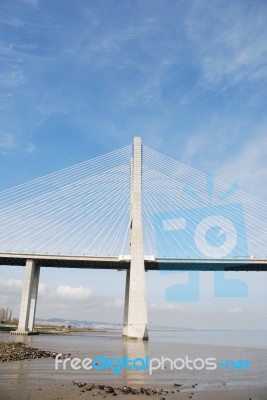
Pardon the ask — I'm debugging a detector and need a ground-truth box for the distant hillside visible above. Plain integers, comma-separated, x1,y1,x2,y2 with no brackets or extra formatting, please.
35,317,122,330
35,317,191,331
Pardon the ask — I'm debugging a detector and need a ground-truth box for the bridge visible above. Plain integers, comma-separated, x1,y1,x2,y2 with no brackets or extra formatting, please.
1,137,266,339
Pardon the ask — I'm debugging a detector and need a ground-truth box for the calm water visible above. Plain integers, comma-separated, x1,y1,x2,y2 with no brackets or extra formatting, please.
0,330,267,392
150,329,267,349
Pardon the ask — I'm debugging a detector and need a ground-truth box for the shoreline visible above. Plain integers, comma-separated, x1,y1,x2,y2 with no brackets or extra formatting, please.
0,326,106,334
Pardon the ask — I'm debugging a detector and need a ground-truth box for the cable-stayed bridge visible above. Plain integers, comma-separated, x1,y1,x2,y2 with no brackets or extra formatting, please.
1,137,267,339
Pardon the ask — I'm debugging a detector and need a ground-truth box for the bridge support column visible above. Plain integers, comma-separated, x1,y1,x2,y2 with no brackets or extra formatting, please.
13,259,40,335
123,137,148,340
28,264,40,332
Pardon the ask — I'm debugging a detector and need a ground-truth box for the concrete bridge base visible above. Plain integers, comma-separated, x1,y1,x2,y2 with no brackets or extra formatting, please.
122,268,148,340
13,259,40,335
11,330,39,335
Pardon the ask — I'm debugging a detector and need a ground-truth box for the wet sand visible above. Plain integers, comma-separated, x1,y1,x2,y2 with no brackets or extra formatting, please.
1,376,266,400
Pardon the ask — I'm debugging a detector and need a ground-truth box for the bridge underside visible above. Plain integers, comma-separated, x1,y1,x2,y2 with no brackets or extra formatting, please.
1,254,267,271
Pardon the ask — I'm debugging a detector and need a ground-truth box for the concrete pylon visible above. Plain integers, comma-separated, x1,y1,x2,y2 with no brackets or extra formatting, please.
123,137,148,340
13,259,40,335
28,264,40,332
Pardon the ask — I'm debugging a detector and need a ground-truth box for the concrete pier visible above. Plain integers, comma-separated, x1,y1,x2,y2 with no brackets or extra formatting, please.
123,137,148,340
12,259,40,335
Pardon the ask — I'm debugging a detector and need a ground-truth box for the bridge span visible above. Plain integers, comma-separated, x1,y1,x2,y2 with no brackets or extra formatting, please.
1,252,267,271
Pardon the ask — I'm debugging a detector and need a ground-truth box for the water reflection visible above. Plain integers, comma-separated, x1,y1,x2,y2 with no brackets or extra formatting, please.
121,338,149,385
12,334,32,345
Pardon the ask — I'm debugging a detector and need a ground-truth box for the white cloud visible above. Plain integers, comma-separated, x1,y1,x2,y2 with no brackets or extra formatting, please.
181,120,267,203
227,307,243,313
216,131,267,198
22,0,39,7
0,278,46,295
0,134,38,155
26,143,37,154
185,1,267,87
0,278,22,289
182,133,208,163
150,303,188,312
38,283,47,295
0,69,25,87
0,133,15,150
56,285,92,301
108,299,124,308
181,118,241,168
1,18,24,28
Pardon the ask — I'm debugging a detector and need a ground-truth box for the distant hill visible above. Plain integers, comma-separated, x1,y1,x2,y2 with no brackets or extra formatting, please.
35,317,191,331
35,317,122,330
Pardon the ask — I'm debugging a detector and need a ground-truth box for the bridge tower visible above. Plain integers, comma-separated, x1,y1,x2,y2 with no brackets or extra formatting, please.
122,137,148,340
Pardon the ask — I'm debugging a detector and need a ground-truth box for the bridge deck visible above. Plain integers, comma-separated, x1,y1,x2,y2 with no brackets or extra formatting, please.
0,253,267,271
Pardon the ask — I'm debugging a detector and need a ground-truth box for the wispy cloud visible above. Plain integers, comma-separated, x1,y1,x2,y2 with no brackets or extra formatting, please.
181,118,241,168
0,278,46,295
106,299,124,308
56,285,92,301
26,143,37,154
150,303,188,312
185,1,267,87
0,68,25,87
0,278,22,290
0,133,38,156
216,129,267,198
0,17,24,28
227,307,243,313
22,0,39,8
0,133,15,150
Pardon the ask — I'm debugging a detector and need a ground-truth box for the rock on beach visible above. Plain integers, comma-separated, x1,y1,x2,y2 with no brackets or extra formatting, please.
0,340,57,362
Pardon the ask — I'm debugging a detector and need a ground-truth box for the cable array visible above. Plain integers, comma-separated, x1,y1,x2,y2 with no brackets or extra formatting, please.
0,143,266,259
0,146,132,256
142,146,267,259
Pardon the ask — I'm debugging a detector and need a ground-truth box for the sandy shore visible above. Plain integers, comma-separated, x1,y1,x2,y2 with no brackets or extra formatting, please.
1,378,266,400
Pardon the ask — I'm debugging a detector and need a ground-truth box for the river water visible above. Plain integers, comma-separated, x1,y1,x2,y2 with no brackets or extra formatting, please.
0,330,267,393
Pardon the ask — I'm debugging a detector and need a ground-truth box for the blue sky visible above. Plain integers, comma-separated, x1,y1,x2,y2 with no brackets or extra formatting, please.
0,0,267,329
